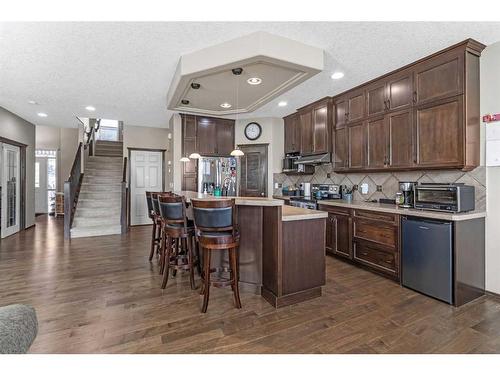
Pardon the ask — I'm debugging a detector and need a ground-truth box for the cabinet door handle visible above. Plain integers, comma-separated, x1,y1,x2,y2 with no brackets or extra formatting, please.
384,100,388,110
412,91,417,104
387,99,390,109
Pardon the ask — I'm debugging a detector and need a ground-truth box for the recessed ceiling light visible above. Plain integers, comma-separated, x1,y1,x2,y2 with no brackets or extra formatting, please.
278,101,288,107
247,77,262,85
28,100,38,105
220,103,232,109
331,72,344,80
37,112,48,117
85,105,96,111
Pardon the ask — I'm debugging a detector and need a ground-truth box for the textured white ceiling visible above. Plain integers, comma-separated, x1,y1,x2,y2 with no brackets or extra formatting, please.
1,22,500,128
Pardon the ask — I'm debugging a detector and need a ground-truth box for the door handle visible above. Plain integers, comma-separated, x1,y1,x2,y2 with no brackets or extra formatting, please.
412,91,417,104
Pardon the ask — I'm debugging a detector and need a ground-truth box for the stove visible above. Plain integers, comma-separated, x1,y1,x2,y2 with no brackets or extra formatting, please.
289,184,342,210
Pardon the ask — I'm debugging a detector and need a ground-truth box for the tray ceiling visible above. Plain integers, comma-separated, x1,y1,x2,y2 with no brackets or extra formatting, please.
167,32,324,115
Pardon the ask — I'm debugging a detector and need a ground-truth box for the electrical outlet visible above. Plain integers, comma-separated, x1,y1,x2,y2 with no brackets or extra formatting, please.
274,182,282,189
377,185,383,192
326,173,331,178
353,184,358,191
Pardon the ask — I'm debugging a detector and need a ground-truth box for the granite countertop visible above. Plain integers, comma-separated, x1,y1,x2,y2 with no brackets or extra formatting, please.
174,191,284,207
281,205,328,222
317,199,486,222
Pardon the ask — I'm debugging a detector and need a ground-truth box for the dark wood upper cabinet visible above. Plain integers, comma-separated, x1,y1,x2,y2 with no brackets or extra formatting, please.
387,109,414,168
347,90,365,123
414,49,464,105
196,118,217,155
312,103,329,154
328,39,483,173
416,96,463,168
366,117,388,169
298,99,331,156
333,126,347,170
366,81,387,118
386,70,413,111
216,119,235,156
299,110,314,155
348,122,365,169
284,113,301,154
335,96,348,128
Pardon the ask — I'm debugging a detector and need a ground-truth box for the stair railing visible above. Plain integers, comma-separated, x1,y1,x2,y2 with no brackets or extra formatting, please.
64,142,83,239
121,156,129,234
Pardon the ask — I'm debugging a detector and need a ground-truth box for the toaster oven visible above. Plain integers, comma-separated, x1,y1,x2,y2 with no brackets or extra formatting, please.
414,183,475,213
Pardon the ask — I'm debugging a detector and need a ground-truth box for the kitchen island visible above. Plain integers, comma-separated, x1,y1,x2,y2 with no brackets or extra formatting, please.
174,191,328,307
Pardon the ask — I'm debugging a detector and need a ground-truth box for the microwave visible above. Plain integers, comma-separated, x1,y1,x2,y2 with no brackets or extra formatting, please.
414,183,475,213
282,153,300,172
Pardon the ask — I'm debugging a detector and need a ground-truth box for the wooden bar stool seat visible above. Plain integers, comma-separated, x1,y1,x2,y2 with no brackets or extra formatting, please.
192,198,242,313
159,195,199,290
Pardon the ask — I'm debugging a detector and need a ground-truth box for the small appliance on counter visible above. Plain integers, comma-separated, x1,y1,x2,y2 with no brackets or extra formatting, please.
397,181,417,208
414,183,475,212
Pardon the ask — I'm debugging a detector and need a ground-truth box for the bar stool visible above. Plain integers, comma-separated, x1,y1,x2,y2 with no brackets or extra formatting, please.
158,194,198,290
146,192,162,262
191,198,242,313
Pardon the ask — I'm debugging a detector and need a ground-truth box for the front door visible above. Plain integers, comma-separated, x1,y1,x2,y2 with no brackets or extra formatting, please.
35,157,48,213
239,144,268,197
130,150,163,225
1,143,21,238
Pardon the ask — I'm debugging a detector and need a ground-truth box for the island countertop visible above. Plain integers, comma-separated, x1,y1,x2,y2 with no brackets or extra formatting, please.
174,191,284,206
281,205,328,221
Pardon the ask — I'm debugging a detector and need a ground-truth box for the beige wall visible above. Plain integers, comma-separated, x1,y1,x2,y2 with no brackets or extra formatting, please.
123,125,173,190
36,125,79,192
235,117,284,197
481,41,500,294
0,106,36,228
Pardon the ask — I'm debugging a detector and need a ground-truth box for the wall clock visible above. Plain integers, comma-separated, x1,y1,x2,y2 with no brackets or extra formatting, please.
244,122,262,141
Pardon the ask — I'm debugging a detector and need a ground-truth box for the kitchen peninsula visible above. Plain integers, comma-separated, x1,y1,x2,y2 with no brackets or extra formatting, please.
174,191,328,307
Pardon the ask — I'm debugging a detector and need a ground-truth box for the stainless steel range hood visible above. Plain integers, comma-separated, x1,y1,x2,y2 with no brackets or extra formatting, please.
294,153,331,165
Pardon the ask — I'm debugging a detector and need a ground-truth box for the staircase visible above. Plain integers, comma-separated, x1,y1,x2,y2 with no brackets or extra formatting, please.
94,140,123,157
71,140,124,238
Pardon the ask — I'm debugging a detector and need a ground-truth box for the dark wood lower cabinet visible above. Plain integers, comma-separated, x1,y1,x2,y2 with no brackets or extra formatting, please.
325,210,352,259
319,205,400,281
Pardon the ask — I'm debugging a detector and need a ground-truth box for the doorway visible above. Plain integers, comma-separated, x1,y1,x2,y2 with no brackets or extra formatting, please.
129,149,164,226
35,150,57,214
238,144,268,197
1,143,21,238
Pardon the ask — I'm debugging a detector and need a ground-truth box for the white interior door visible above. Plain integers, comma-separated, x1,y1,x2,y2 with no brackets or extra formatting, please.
130,150,163,226
1,143,21,238
35,157,48,213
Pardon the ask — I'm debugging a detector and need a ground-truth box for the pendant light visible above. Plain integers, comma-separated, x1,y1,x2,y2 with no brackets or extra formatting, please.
231,69,244,157
180,156,190,162
230,147,244,156
189,113,201,159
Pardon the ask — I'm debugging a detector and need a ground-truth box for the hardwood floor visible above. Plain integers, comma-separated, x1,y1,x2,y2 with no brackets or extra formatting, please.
1,215,500,354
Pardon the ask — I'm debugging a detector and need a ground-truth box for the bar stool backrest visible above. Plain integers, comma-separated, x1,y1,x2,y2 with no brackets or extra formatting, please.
158,194,188,229
145,191,154,219
191,199,236,235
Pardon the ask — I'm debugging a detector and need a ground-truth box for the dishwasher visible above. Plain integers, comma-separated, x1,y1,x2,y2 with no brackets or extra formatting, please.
401,216,453,304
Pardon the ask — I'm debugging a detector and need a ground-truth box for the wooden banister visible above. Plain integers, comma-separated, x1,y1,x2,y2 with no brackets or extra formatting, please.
64,142,84,239
121,157,129,234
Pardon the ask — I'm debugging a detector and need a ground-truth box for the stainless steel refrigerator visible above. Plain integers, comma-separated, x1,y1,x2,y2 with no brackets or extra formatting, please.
197,157,238,196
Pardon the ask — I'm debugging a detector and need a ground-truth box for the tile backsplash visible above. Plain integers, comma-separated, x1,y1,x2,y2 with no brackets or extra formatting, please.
273,164,487,211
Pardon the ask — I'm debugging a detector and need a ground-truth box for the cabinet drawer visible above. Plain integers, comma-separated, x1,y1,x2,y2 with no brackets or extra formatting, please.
318,204,351,216
353,209,397,224
353,240,397,274
353,218,397,247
